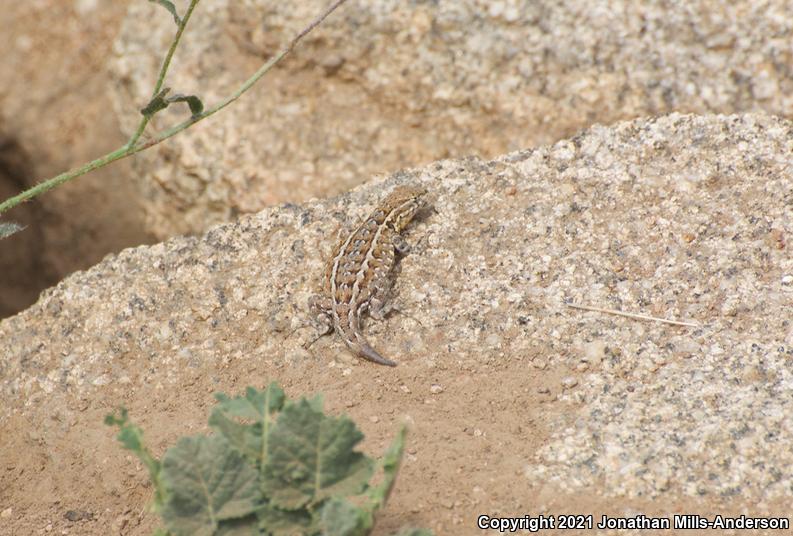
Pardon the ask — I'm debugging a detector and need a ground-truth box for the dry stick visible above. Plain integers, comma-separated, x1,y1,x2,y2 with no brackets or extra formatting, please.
0,0,350,216
566,303,701,327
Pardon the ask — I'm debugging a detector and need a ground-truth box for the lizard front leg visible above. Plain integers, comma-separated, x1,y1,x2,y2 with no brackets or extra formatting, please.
307,294,334,338
392,234,411,254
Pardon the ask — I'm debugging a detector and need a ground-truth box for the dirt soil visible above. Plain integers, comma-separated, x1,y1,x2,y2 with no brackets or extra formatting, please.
6,349,786,535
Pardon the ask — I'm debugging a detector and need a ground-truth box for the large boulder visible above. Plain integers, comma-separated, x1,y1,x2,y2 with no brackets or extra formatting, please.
111,0,793,237
1,113,791,533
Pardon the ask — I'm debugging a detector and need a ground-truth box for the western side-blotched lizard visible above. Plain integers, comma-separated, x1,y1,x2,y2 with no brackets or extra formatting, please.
309,185,428,366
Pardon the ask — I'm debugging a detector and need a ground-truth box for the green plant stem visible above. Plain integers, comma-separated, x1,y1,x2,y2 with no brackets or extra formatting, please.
0,0,350,217
127,0,202,150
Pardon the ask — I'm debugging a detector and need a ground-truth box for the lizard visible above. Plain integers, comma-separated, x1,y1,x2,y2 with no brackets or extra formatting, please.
308,185,428,366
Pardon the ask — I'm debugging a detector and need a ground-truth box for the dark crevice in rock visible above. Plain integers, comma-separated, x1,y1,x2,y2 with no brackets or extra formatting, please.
0,133,60,319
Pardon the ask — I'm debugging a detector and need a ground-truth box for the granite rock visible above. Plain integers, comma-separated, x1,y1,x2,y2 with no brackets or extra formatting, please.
2,114,791,520
111,0,793,237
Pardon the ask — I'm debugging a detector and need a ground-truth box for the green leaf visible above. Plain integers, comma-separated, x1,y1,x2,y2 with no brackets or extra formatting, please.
166,93,204,117
320,498,369,536
149,0,181,25
141,87,172,118
214,514,260,536
105,408,166,510
209,384,285,467
368,425,407,510
140,87,204,119
107,385,419,536
0,221,25,239
256,502,316,536
392,529,434,536
262,398,374,510
160,435,260,536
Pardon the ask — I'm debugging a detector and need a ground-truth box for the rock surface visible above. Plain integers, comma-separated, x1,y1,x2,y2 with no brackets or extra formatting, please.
112,0,793,238
1,112,791,534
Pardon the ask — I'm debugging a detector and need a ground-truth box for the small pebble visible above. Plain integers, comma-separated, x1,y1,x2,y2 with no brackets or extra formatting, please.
561,376,578,389
583,340,607,364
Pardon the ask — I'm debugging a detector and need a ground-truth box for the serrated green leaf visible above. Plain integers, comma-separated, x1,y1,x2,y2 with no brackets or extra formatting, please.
392,529,434,536
320,498,370,536
149,0,181,25
160,435,259,536
0,221,25,239
368,425,407,510
213,384,286,422
256,502,315,536
306,393,324,412
214,514,260,535
141,87,172,118
209,384,285,467
262,398,374,510
166,93,204,117
105,408,166,510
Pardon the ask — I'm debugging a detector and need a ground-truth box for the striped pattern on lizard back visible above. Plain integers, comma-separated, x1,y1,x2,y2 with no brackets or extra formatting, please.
310,185,427,366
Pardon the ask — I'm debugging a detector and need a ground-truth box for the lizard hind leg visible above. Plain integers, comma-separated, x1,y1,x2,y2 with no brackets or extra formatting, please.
305,294,334,349
367,275,423,327
308,295,334,328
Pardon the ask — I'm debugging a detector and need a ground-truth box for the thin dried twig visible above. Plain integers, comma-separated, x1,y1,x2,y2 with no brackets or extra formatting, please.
566,302,701,327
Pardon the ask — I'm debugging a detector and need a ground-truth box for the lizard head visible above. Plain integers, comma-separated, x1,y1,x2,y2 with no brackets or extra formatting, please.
383,185,428,232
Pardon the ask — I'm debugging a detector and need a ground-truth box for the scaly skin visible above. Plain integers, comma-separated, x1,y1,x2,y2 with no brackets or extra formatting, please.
309,185,427,366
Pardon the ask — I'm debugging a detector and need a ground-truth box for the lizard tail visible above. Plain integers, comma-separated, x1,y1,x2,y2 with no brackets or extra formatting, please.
357,341,398,367
339,321,399,366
